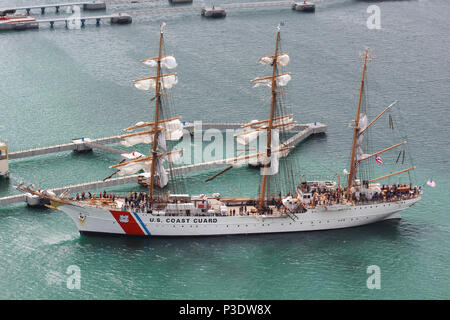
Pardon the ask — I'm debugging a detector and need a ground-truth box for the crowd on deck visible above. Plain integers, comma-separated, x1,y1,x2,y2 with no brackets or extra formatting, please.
73,181,422,215
301,182,422,208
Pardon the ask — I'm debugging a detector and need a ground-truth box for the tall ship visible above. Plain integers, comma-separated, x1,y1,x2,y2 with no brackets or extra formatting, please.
18,24,422,236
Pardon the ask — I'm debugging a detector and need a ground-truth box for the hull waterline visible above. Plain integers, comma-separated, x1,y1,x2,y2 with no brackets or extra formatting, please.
59,197,419,237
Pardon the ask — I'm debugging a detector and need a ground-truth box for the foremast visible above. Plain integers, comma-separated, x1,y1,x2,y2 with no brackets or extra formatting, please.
148,24,165,201
107,23,184,200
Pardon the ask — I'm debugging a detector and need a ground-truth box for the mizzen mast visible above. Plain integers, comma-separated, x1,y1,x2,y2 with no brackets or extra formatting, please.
347,49,371,196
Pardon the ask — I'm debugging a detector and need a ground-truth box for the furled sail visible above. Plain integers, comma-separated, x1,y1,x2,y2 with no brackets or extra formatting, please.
154,157,169,187
258,53,290,67
120,132,154,147
156,131,167,153
236,130,263,146
235,117,295,146
252,74,291,88
134,74,178,91
143,56,177,69
114,161,151,176
162,119,183,141
355,113,370,161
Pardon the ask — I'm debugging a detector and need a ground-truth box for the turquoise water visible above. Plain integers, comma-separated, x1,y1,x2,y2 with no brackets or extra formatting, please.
0,0,449,299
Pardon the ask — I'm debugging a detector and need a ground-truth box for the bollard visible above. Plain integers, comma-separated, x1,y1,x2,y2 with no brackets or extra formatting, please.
41,7,45,14
81,19,86,27
50,21,54,28
55,6,60,13
26,8,31,14
65,20,68,28
96,18,101,25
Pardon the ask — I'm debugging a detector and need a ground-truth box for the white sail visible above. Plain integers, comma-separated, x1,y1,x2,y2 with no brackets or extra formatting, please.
134,75,178,91
161,74,178,89
236,117,294,145
134,78,156,91
155,157,169,187
143,56,177,69
258,54,290,67
162,119,183,141
265,150,279,175
115,161,150,176
236,130,263,146
355,113,370,161
253,74,291,88
120,133,154,147
157,131,167,153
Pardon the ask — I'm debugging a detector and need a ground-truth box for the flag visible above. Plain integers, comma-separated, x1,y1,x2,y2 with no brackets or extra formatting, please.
375,154,383,165
426,179,436,187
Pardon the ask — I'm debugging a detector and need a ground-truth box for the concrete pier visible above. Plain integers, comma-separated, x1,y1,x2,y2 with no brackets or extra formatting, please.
8,136,122,160
0,2,106,16
0,122,326,207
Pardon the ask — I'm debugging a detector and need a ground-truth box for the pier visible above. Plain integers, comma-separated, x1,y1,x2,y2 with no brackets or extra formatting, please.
0,2,106,15
0,122,326,206
1,1,311,31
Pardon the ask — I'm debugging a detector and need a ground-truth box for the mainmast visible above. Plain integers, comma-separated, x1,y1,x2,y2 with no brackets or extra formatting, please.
259,27,281,211
148,24,165,201
347,49,370,196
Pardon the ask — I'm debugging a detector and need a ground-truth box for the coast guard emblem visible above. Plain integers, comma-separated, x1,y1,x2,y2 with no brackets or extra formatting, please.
120,215,129,223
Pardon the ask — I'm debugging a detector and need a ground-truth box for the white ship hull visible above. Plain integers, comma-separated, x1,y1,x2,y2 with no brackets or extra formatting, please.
59,197,420,237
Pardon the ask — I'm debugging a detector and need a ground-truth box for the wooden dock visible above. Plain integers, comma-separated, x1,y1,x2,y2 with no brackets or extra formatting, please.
0,122,326,206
